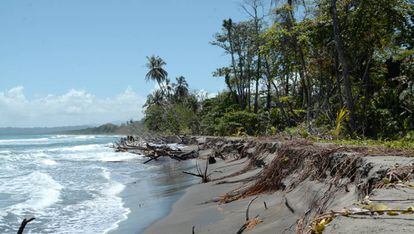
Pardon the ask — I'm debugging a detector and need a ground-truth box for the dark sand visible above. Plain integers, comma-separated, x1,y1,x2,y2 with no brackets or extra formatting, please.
110,158,197,234
145,153,414,233
111,137,414,234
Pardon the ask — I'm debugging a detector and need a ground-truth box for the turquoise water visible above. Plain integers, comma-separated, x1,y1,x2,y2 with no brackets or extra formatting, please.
0,135,195,234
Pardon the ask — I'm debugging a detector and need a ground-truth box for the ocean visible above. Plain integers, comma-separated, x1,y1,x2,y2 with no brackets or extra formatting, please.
0,134,195,234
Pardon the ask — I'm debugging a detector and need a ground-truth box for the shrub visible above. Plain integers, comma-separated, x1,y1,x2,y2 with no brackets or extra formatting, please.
215,111,259,136
144,104,198,135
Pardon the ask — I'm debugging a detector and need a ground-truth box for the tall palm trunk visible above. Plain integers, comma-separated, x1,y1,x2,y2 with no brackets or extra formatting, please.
362,53,372,135
286,0,312,128
333,51,344,106
225,20,242,106
254,54,261,113
264,57,272,110
285,64,289,95
331,0,356,132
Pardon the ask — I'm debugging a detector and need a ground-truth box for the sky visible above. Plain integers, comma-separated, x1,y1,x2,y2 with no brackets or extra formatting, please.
0,0,248,127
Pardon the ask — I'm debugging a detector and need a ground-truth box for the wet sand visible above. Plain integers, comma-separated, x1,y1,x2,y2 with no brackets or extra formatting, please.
110,158,197,234
144,158,265,234
144,138,414,234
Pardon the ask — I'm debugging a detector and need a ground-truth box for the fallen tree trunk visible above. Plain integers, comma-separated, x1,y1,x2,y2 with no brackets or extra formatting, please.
114,137,198,163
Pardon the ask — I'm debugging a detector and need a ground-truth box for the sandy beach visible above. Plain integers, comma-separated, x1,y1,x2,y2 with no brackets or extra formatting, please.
144,137,414,234
110,159,197,234
144,158,266,234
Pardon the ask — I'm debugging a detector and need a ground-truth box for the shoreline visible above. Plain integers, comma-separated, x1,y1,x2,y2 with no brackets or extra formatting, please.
144,157,261,234
109,158,197,234
143,137,414,234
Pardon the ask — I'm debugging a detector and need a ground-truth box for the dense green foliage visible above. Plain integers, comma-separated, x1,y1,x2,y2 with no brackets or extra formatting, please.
142,0,414,139
143,56,200,134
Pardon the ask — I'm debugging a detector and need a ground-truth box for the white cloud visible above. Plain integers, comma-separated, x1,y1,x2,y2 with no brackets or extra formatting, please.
196,89,217,101
0,86,145,127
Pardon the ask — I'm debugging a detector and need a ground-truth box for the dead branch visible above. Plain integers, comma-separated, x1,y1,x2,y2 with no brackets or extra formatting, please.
285,197,295,213
143,154,162,164
237,196,260,234
370,198,414,202
17,218,35,234
183,160,210,183
114,137,198,163
182,171,203,177
246,196,258,221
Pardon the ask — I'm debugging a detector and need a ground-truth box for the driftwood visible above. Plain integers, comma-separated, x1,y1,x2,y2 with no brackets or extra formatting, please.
141,144,198,164
183,160,210,183
17,218,35,234
284,196,295,213
113,136,198,163
237,197,260,234
208,156,217,164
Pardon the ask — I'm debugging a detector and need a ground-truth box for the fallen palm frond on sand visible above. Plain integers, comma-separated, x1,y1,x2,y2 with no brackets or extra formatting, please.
306,204,414,234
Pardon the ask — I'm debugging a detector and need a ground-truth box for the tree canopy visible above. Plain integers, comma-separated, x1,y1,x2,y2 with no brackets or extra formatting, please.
141,0,414,140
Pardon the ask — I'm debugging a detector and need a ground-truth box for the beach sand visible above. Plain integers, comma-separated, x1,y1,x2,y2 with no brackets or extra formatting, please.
145,157,318,234
144,138,414,234
110,159,197,234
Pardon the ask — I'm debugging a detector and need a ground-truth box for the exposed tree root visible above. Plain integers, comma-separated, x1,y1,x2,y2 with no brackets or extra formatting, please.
220,143,358,203
183,160,210,183
215,176,256,185
237,196,262,234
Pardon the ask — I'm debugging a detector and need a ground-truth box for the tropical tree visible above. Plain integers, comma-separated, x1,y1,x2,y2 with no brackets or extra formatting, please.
145,55,168,95
141,0,414,138
144,89,164,107
174,76,189,101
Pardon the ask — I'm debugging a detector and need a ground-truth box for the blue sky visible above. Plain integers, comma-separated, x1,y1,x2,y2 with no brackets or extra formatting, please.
0,0,248,127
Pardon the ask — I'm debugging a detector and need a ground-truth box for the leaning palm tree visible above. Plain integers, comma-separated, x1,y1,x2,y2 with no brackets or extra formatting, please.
145,55,168,95
164,78,173,98
144,55,181,135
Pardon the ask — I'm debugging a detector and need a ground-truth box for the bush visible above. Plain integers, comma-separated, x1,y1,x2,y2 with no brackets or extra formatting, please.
269,108,286,130
215,111,259,136
144,104,198,135
199,92,241,135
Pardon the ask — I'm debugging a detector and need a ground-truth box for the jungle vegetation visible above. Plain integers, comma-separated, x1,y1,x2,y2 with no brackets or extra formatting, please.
142,0,414,140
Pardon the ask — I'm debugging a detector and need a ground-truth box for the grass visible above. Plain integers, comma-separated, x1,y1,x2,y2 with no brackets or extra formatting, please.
319,138,414,150
280,125,414,150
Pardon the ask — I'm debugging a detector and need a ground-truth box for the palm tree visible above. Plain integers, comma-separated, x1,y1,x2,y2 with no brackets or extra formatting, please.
331,0,355,132
145,55,168,95
144,90,164,107
162,77,174,99
174,76,189,99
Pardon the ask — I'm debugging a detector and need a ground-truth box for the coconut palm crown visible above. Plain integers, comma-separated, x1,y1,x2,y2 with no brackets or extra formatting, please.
145,55,168,90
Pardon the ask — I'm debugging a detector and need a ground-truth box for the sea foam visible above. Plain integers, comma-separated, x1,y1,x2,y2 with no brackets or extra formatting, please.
0,135,138,233
0,138,49,145
2,171,63,215
50,168,129,234
40,158,58,166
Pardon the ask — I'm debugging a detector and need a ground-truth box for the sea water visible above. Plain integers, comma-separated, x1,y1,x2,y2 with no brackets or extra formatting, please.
0,135,195,234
